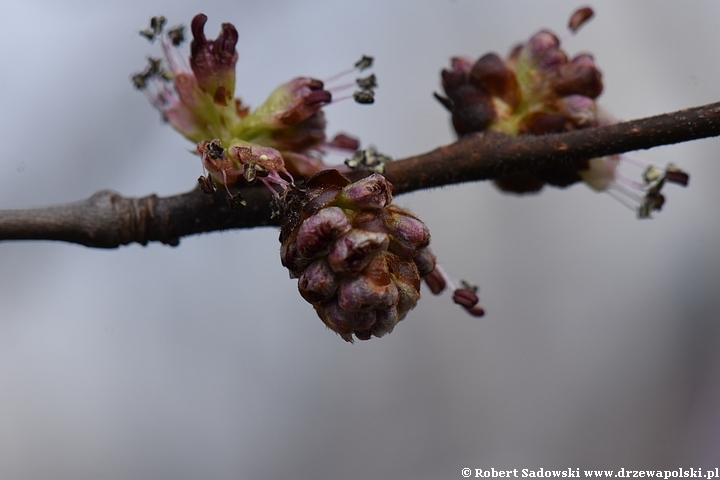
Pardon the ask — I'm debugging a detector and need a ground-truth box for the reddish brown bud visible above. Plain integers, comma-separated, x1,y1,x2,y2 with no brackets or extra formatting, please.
385,208,431,257
296,206,351,258
298,259,339,303
279,171,432,341
412,247,437,277
315,301,376,343
328,230,389,275
338,256,399,312
551,62,603,99
372,307,399,338
337,173,393,210
451,87,496,135
524,30,567,70
469,53,520,108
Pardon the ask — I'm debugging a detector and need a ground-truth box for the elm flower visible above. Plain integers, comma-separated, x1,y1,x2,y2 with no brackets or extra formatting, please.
133,14,365,197
278,170,441,342
434,6,690,216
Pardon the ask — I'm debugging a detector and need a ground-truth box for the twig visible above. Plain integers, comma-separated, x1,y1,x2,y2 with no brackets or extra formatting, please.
2,101,719,248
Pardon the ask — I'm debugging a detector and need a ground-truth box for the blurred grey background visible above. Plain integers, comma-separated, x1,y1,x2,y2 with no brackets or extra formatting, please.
1,1,720,478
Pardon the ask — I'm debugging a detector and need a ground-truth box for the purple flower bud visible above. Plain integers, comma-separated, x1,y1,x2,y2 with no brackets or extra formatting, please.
277,78,332,126
298,259,339,303
386,256,421,316
243,78,332,134
280,240,309,279
412,247,437,277
469,53,520,108
314,301,351,336
441,68,469,94
337,174,393,210
394,278,421,318
328,230,389,274
550,62,603,99
571,53,596,68
559,94,598,128
524,30,566,70
385,208,431,257
451,56,474,75
189,14,239,104
388,255,421,287
269,111,327,156
447,85,496,135
371,307,399,338
351,210,390,234
296,206,351,258
278,171,434,341
315,301,377,343
338,256,399,312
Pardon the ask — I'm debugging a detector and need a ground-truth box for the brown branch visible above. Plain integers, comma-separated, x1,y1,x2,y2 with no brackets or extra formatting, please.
2,101,720,248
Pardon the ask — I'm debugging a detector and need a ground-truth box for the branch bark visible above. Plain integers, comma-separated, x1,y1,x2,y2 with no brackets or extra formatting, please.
2,101,720,248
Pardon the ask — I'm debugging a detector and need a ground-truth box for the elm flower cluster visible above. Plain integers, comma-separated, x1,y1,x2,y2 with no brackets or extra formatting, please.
278,170,442,342
133,15,483,340
435,7,688,217
133,14,365,204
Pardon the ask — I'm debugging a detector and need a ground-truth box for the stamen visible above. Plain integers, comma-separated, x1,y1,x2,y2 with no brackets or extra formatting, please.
323,68,357,84
327,83,355,94
198,175,217,194
356,74,377,90
344,146,392,174
166,25,185,46
139,16,167,42
353,90,375,104
354,55,374,71
606,188,641,213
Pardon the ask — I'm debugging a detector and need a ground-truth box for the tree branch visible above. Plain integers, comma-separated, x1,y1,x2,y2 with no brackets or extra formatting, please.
2,101,719,248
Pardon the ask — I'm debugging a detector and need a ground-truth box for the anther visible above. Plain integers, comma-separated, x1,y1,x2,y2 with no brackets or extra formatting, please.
353,90,375,104
207,140,224,159
243,163,257,184
198,175,217,194
354,55,374,71
131,73,148,90
226,193,247,209
356,74,377,90
139,16,167,42
166,25,185,46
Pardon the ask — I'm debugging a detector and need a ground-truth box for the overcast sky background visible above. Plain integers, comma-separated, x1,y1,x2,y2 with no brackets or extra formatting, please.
2,1,720,478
